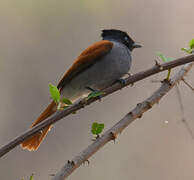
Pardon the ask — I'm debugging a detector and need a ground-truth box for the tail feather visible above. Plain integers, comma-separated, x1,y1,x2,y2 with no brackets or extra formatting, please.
21,101,57,151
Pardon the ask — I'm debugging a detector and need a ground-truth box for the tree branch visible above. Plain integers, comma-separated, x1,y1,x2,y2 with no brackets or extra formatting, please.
53,63,193,180
0,54,194,159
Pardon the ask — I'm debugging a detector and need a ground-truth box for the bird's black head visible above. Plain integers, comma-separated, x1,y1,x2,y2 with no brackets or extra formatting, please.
101,29,142,51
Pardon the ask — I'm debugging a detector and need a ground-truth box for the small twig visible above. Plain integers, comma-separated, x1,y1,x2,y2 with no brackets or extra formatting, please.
175,85,194,138
175,85,185,117
53,63,193,180
182,78,194,92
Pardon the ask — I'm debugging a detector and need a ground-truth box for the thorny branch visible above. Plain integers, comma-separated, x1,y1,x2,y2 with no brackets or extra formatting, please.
53,63,193,180
0,54,194,159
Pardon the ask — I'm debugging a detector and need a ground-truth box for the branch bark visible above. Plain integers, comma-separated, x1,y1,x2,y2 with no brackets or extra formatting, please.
0,54,194,159
53,62,193,180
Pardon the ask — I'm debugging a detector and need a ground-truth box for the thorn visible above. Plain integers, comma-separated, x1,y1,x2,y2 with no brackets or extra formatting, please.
154,60,161,67
96,134,100,139
70,161,75,166
154,60,164,70
146,101,152,109
110,131,117,143
91,134,100,141
137,103,142,107
67,160,75,166
83,159,90,166
67,160,71,164
128,111,135,118
137,114,142,118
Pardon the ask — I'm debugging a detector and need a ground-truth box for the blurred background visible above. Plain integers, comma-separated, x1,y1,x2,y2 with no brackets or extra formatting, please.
0,0,194,179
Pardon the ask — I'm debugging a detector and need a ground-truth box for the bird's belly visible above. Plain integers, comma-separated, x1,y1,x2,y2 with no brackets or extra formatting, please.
61,43,131,102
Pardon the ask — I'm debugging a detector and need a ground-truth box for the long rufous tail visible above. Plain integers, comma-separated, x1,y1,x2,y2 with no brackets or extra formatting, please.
21,101,57,151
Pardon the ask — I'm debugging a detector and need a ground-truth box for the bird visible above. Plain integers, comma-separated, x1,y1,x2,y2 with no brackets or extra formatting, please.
21,29,142,151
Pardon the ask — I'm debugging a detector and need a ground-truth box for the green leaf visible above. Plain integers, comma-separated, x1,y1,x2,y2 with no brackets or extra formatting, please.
189,39,194,49
157,52,166,62
29,174,34,180
157,52,174,80
166,57,174,61
181,48,193,54
96,123,104,134
49,83,60,103
87,91,105,100
61,98,72,105
157,52,174,62
91,122,98,135
91,122,104,135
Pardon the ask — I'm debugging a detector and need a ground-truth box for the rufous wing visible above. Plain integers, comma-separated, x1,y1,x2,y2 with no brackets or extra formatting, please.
57,40,113,89
21,40,113,151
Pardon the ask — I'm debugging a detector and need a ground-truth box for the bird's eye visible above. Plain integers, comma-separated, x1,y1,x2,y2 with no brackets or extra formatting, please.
124,36,129,43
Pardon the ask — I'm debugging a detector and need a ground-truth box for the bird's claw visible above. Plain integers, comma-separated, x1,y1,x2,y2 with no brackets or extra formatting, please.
118,78,127,85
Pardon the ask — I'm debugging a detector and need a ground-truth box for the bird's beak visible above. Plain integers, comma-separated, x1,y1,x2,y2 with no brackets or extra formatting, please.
133,42,142,48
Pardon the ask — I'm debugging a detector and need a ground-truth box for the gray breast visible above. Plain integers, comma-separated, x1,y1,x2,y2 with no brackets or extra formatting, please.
61,41,132,102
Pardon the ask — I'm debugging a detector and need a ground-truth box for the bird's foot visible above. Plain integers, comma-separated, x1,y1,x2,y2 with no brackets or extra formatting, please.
86,86,104,101
118,78,127,86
